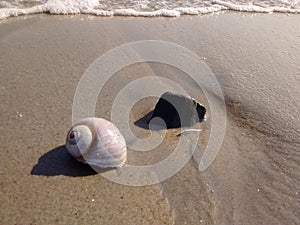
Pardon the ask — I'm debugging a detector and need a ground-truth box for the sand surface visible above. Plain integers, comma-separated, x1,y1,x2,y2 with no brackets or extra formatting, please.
0,13,299,224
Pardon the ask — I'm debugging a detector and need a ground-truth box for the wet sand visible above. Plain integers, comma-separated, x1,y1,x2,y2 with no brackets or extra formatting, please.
0,13,299,224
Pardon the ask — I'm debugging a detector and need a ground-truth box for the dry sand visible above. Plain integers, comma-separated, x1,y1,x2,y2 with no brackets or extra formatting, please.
0,13,299,224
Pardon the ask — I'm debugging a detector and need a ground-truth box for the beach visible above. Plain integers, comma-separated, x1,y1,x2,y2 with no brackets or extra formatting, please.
0,13,299,224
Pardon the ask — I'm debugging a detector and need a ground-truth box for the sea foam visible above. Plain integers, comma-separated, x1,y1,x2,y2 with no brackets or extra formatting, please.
0,0,299,20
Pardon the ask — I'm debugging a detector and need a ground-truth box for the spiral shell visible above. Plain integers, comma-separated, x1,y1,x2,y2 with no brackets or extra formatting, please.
66,117,127,168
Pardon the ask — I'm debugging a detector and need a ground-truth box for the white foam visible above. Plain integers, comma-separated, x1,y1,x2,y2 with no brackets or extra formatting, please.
175,6,224,15
46,0,99,14
113,8,181,17
214,0,300,13
0,0,300,20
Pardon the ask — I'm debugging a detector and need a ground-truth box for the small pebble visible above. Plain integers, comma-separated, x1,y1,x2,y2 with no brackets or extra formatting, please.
16,112,23,118
91,199,95,202
257,189,260,192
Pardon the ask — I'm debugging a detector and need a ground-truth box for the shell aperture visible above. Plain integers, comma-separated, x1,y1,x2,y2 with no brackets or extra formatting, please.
66,117,127,168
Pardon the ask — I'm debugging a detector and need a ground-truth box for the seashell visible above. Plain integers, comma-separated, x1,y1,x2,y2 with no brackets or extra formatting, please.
66,117,127,168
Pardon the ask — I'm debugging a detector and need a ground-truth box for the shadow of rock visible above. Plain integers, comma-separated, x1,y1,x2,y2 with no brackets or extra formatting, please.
31,145,98,177
134,111,153,130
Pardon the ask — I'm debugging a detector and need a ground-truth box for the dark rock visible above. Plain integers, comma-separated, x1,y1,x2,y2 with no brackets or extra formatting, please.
148,92,206,129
